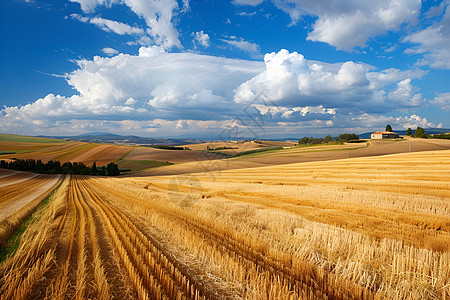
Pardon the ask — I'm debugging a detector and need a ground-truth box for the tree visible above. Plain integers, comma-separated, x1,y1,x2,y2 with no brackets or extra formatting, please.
91,162,97,176
106,162,120,176
298,137,310,145
414,127,426,138
323,135,332,143
338,133,359,142
386,124,393,132
406,128,412,136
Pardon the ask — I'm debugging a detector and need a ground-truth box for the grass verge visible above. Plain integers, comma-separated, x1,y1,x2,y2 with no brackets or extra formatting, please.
233,147,284,157
0,133,67,143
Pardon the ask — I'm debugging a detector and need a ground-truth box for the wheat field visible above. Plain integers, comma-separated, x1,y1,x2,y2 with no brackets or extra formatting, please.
0,150,449,299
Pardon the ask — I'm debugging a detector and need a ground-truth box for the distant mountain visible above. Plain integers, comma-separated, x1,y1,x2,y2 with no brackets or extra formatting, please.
77,132,120,137
37,133,208,146
358,128,450,139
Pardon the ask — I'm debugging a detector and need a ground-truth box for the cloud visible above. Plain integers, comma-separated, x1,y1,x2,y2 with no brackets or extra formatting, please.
387,78,423,108
384,44,398,53
347,114,437,130
234,49,425,113
237,11,257,16
220,37,261,57
69,0,119,12
0,48,440,137
69,0,183,48
424,1,447,19
0,46,263,132
101,47,119,56
235,0,420,51
232,0,264,6
394,114,437,129
431,93,450,111
403,2,450,69
71,14,144,35
192,30,210,48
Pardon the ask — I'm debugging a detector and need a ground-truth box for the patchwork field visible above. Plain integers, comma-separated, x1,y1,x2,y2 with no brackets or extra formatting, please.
1,150,448,299
0,134,227,169
136,138,450,177
182,140,297,155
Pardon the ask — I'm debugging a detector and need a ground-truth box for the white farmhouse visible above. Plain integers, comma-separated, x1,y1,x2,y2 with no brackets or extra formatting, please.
371,131,400,139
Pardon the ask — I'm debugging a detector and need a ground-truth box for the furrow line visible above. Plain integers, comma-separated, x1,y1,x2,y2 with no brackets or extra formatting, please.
73,177,111,300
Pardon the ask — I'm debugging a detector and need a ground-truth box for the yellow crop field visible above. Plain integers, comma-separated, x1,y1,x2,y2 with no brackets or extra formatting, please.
0,150,449,299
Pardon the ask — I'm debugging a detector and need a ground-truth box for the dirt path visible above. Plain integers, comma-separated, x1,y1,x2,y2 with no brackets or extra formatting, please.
0,172,39,188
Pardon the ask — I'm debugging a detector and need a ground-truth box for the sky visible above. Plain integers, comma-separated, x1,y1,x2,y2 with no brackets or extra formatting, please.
1,0,449,139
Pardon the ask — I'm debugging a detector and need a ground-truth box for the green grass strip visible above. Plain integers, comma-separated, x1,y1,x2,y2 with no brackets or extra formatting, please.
233,147,284,157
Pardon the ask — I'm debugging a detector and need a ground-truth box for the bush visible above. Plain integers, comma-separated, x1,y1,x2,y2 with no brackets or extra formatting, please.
414,127,426,138
432,133,450,139
337,133,359,142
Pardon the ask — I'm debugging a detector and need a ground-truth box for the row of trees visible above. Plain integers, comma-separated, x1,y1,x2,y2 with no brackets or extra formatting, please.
386,124,427,138
298,133,359,145
407,127,427,138
0,159,120,176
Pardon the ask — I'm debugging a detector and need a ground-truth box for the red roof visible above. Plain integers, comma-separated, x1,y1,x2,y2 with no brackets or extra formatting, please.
372,131,398,134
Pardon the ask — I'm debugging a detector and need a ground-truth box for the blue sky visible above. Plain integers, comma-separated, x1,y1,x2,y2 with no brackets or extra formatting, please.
1,0,449,138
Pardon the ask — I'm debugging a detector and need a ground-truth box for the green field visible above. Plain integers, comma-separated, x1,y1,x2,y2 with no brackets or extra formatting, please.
0,133,66,144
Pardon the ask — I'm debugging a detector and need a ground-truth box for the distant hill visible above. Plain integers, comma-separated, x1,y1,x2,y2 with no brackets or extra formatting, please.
358,128,450,139
37,133,208,146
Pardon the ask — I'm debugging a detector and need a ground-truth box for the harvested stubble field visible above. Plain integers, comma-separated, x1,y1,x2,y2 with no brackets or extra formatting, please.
0,150,449,299
0,169,62,245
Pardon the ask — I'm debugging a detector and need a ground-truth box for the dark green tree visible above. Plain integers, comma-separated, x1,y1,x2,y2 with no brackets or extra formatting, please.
406,128,412,136
414,127,426,138
385,124,393,132
298,137,310,145
106,162,120,176
323,135,332,143
338,133,359,142
91,162,97,176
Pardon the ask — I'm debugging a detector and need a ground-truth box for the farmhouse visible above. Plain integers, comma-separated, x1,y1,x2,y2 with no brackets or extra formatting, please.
371,131,400,139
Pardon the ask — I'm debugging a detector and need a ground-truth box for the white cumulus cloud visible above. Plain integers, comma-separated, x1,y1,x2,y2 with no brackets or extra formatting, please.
192,30,210,48
69,0,183,48
0,48,441,136
431,92,450,111
0,46,263,133
234,49,424,113
235,0,420,51
101,47,119,56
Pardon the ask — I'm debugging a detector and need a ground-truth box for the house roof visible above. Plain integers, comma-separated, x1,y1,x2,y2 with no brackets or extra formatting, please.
372,131,399,134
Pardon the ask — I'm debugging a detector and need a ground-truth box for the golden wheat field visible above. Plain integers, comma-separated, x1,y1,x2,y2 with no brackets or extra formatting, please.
0,150,449,299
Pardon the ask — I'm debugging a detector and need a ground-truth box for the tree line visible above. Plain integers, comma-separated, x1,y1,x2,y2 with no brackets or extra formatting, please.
298,133,359,145
0,159,120,176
